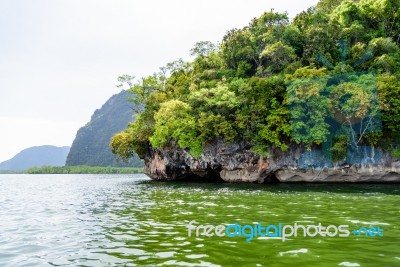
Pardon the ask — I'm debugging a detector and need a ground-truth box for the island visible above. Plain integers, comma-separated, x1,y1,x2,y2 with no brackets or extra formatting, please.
111,0,400,183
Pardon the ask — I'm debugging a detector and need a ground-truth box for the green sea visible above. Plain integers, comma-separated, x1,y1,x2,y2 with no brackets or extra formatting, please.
0,174,398,266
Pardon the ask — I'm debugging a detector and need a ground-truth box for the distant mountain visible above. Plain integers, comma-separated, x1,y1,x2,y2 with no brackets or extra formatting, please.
66,90,142,167
0,145,70,171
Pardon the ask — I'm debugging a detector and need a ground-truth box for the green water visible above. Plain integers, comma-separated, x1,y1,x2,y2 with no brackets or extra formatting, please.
0,174,399,266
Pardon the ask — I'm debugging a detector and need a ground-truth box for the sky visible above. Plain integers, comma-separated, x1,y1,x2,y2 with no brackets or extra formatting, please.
0,0,319,162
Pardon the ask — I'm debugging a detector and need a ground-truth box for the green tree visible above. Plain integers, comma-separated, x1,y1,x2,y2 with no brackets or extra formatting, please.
111,0,400,163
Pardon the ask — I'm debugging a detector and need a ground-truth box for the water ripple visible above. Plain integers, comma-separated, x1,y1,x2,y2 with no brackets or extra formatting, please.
0,174,399,266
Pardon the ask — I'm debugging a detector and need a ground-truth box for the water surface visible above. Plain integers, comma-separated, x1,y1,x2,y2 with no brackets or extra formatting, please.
0,174,399,266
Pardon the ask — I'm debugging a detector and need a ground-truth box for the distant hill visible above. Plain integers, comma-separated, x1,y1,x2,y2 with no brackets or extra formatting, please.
0,145,70,171
66,90,142,167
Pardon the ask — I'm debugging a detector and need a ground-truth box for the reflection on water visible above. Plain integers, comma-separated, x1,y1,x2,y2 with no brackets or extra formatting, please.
0,174,399,266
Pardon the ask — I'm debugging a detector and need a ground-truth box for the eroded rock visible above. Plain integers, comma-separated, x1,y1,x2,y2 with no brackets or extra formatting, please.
143,140,400,183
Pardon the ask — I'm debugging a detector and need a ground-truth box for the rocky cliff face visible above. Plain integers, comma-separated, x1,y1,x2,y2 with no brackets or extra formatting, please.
143,140,400,183
66,91,143,167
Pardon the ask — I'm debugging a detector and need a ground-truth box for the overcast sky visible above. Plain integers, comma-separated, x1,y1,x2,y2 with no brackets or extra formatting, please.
0,0,318,162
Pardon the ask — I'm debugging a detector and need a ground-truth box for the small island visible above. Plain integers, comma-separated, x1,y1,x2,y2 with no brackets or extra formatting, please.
111,0,400,183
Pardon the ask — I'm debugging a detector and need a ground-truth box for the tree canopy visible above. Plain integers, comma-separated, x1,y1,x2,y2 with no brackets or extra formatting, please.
111,0,400,161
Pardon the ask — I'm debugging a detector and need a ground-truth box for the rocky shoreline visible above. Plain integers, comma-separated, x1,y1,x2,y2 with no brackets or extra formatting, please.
143,140,400,183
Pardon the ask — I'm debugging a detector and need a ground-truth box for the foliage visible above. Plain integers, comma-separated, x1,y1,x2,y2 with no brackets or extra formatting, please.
288,76,331,145
0,170,23,174
26,166,143,174
150,100,201,157
111,0,400,161
332,136,348,161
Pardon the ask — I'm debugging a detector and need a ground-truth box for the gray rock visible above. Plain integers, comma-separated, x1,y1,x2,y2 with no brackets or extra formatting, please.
143,140,400,183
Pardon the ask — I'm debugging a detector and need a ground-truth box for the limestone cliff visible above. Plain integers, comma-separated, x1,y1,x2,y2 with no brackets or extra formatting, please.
143,140,400,183
66,91,143,167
